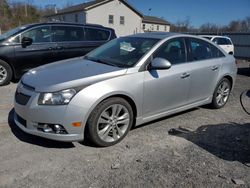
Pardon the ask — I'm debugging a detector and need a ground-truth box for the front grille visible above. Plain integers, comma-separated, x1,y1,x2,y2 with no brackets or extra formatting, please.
15,92,31,105
16,114,27,127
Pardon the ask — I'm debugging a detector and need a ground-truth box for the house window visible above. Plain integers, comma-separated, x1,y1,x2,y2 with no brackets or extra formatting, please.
142,24,145,30
109,15,114,24
157,25,159,31
75,14,78,23
120,16,125,25
165,26,167,31
62,16,65,21
151,25,154,31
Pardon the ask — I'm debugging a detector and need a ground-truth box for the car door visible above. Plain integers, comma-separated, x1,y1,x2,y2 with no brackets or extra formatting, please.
143,37,191,117
14,26,56,72
51,25,111,61
51,25,86,61
186,37,223,103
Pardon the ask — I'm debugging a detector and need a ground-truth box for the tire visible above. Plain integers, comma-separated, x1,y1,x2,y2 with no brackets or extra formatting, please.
0,60,12,86
86,97,134,147
211,78,231,109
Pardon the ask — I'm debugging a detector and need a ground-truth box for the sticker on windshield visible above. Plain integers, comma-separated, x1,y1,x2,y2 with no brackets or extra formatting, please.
120,42,135,52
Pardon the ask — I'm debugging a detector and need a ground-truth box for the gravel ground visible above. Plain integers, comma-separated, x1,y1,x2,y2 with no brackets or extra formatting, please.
0,61,249,188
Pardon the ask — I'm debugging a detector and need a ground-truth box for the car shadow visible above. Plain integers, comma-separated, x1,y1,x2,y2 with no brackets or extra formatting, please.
238,67,250,77
8,109,75,148
168,122,250,165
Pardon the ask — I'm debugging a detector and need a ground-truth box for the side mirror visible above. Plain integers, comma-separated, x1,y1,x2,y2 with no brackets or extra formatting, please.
149,58,172,70
21,37,33,48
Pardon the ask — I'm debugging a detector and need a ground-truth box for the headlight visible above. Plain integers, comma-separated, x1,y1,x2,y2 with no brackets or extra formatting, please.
38,89,77,105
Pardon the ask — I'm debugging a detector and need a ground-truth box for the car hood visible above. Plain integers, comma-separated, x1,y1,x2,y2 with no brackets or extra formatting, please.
22,57,127,92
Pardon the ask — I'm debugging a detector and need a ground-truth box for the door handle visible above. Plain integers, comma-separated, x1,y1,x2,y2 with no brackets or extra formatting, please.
181,72,190,79
212,66,219,71
48,47,53,50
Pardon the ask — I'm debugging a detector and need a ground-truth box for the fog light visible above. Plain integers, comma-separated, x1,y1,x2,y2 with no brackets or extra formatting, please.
54,124,62,134
43,124,53,133
37,123,67,134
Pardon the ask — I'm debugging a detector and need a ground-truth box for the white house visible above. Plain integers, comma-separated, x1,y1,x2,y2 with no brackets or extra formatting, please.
44,0,170,36
142,16,170,32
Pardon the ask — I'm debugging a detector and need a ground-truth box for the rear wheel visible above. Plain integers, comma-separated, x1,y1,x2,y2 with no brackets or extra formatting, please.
211,78,231,109
0,60,12,86
86,97,134,147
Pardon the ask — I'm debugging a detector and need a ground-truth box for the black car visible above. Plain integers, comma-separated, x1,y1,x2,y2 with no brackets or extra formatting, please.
0,22,116,86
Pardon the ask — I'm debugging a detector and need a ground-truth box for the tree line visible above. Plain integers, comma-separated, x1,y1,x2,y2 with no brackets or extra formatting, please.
170,17,250,33
0,0,41,33
0,0,250,34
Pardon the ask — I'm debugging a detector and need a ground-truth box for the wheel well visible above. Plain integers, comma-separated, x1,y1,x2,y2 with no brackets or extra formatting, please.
106,94,137,121
224,75,233,88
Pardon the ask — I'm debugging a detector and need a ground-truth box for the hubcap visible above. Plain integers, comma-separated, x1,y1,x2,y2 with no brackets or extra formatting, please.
216,81,230,106
97,104,130,143
0,65,7,83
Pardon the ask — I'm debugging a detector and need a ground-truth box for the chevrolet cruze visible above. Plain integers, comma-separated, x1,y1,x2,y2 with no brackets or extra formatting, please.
14,33,237,147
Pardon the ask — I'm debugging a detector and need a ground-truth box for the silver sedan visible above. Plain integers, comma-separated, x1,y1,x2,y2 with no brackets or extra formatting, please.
14,33,237,146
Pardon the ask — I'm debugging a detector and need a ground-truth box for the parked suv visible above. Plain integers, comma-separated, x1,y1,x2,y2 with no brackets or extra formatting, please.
0,22,116,86
200,35,234,55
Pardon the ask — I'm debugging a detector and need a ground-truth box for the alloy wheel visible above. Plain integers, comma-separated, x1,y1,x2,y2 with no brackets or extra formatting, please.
0,65,7,83
216,80,230,106
97,104,130,143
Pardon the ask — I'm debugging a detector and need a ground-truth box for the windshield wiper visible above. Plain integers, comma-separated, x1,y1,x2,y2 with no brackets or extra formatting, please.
85,56,119,67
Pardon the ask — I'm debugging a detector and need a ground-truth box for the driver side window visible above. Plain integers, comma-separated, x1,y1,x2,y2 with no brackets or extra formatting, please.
153,38,186,65
21,26,51,43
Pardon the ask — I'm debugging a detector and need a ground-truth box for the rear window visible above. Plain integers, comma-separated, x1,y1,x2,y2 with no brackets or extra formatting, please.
210,44,225,58
213,37,232,45
189,38,212,61
84,28,110,41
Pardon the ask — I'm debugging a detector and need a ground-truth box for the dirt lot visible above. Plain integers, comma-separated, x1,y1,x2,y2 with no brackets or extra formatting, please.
0,61,249,188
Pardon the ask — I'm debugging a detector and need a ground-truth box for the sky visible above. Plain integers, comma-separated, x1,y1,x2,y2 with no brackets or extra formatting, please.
11,0,250,27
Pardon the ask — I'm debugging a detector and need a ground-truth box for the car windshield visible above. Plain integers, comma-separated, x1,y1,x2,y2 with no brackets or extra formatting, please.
0,26,27,42
85,37,160,68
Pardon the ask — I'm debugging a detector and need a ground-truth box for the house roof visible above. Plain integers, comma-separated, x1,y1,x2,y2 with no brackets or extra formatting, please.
142,16,170,25
45,0,143,17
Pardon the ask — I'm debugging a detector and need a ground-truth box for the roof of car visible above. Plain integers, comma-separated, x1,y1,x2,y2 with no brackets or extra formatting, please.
22,22,113,30
128,32,192,39
199,35,231,39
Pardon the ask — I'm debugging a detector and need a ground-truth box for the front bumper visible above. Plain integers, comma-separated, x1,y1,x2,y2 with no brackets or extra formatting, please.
14,111,83,142
13,83,85,142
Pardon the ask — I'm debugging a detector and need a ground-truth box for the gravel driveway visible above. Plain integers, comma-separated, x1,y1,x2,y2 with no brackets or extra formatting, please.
0,61,249,188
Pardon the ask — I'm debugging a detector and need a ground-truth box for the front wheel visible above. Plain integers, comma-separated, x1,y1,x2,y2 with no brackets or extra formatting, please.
211,78,231,109
86,97,134,147
0,60,12,86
